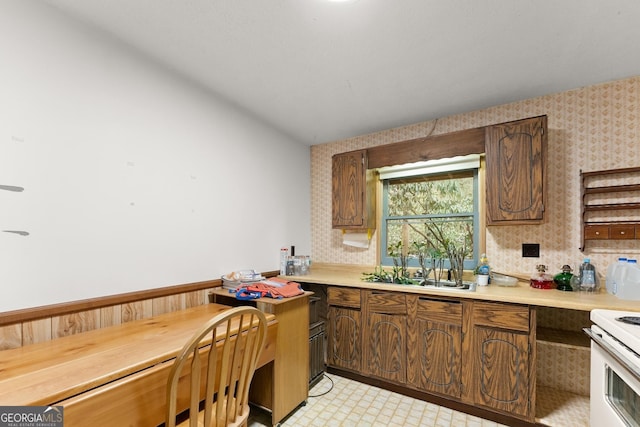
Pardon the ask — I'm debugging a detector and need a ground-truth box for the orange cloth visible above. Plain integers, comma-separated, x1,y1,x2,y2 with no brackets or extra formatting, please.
270,282,304,298
242,278,303,299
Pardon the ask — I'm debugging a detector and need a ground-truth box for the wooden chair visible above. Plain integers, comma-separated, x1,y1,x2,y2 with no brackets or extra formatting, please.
165,306,268,427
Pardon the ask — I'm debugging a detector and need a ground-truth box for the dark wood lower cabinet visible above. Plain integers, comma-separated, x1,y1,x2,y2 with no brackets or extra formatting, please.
463,301,536,422
407,296,462,398
471,326,531,418
324,287,536,425
361,290,407,383
327,306,361,372
363,312,406,383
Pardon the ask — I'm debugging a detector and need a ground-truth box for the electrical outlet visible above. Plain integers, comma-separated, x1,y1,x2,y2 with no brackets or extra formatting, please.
522,243,540,258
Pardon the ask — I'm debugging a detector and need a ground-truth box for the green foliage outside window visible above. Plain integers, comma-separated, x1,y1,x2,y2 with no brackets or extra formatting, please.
382,171,477,273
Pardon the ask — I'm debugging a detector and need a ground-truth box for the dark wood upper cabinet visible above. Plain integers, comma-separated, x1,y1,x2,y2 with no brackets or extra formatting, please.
331,116,546,228
331,149,376,229
485,116,547,225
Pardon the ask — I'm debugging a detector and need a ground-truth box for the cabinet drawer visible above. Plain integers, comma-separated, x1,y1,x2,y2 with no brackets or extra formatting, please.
610,224,635,239
415,296,462,323
328,287,361,308
473,302,529,332
637,225,640,239
584,225,609,240
365,291,406,314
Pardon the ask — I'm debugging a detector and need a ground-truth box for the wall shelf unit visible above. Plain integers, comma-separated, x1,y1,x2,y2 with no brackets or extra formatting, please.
580,166,640,251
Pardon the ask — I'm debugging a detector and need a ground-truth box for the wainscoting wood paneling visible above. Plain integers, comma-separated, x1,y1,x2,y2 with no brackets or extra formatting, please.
0,324,21,350
185,290,206,308
152,294,185,317
0,277,232,327
53,309,101,339
0,272,279,351
22,318,52,346
122,300,153,323
100,305,122,328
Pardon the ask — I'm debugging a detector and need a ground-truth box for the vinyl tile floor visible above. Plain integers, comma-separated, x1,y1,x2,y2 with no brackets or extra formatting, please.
248,374,509,427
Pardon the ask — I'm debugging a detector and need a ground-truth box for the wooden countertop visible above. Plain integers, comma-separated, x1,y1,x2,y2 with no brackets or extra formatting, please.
0,303,277,407
283,263,640,312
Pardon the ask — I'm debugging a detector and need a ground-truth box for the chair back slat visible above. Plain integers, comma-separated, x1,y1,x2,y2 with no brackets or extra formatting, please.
189,346,201,427
203,328,218,426
236,313,258,416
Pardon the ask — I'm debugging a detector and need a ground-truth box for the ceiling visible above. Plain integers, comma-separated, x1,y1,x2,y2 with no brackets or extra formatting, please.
44,0,640,145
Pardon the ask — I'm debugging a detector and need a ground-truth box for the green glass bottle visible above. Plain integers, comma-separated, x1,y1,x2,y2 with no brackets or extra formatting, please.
554,265,574,291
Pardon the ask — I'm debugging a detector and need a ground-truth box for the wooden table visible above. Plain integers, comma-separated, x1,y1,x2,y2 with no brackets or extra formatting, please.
0,303,277,426
210,288,311,426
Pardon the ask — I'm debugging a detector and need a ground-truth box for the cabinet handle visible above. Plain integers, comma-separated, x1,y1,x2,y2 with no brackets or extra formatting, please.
621,231,625,235
418,296,460,304
595,231,600,235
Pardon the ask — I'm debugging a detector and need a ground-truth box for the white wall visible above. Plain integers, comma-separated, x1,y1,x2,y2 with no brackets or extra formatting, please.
0,1,311,312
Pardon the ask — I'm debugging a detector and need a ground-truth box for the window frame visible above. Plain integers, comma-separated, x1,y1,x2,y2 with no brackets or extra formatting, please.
379,167,480,270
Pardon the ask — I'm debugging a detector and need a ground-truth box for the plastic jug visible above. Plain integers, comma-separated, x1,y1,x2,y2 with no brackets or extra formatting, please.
617,259,640,300
613,259,630,295
606,257,627,295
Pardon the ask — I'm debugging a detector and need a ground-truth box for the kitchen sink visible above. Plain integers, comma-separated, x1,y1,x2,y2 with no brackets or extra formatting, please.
396,278,474,291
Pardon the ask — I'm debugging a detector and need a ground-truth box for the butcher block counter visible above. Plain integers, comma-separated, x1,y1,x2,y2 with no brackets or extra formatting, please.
283,262,640,312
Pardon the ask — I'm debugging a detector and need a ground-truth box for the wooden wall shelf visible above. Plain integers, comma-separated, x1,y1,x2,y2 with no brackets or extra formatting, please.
580,166,640,251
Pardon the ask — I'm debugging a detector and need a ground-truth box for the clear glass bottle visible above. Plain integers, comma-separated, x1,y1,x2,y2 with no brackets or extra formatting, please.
286,256,295,275
280,247,289,275
577,258,597,292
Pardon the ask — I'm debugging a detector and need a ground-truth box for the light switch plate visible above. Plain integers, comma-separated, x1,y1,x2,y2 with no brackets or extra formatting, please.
522,243,540,258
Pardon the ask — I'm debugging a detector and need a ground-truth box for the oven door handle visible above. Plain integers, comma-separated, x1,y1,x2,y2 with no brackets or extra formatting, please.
584,327,640,382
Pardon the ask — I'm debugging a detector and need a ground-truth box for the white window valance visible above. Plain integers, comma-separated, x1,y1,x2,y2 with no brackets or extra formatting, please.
377,154,481,180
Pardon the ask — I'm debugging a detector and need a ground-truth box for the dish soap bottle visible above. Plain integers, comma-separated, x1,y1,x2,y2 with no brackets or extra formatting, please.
475,253,491,286
530,264,555,289
554,265,574,291
476,253,491,275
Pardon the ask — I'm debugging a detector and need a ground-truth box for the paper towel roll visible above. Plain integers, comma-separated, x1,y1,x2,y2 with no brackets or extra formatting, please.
342,232,370,248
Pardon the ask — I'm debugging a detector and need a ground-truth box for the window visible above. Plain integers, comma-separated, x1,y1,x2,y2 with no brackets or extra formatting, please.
379,155,480,270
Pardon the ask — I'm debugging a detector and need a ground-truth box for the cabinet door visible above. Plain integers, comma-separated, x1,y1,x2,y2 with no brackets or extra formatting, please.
327,306,361,372
332,150,375,229
407,296,462,398
472,326,530,418
363,312,406,383
409,318,462,397
485,116,546,224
